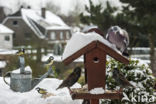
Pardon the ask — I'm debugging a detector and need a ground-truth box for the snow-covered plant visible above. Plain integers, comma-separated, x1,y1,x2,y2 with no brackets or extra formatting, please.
102,58,156,104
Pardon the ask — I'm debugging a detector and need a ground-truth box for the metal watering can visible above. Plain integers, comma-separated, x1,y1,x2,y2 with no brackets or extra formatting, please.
3,50,54,92
3,67,52,92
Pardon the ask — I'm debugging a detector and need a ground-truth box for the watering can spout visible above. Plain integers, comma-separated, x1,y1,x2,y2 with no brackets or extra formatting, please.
31,67,53,89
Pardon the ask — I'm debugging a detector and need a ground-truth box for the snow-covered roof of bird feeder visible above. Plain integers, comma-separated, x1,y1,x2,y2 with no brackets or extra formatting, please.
62,32,129,103
62,32,129,65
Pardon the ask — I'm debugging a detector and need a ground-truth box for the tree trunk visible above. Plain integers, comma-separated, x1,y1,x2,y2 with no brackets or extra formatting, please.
148,33,156,76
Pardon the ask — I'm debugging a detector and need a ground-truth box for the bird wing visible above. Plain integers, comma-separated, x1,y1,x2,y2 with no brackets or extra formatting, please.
119,72,133,87
122,30,129,46
57,72,80,90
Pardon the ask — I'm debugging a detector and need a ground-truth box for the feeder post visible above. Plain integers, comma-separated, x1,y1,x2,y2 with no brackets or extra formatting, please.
85,48,107,104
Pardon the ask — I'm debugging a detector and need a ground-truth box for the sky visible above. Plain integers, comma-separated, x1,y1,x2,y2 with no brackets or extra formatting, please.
0,0,123,16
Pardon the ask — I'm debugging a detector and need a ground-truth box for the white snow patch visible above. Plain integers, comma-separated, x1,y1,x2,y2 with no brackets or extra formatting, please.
12,66,32,73
42,53,84,62
90,87,105,94
62,32,119,60
0,49,17,55
0,77,82,104
0,61,6,68
0,24,14,33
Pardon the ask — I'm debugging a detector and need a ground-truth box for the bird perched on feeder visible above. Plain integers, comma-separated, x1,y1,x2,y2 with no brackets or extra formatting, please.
112,68,134,91
45,56,54,66
36,87,48,95
106,26,129,56
16,48,25,56
16,48,25,74
56,67,81,91
45,56,55,77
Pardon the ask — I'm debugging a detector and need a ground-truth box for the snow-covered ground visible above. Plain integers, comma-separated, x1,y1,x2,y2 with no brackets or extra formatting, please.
42,53,84,62
0,77,82,104
0,49,17,55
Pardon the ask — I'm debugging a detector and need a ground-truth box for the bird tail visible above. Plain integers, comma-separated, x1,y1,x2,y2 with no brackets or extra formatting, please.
122,48,129,57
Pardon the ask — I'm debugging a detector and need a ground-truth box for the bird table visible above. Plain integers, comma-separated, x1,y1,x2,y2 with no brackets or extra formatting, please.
63,41,129,104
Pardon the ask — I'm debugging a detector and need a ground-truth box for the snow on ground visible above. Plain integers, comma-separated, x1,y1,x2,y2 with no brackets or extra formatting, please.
42,53,84,62
0,49,17,55
0,77,82,104
12,66,32,73
62,32,119,60
90,87,105,94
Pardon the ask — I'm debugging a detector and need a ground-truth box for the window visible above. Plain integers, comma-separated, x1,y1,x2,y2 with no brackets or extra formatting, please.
60,32,64,40
66,31,70,39
50,32,56,40
4,36,10,41
13,21,18,26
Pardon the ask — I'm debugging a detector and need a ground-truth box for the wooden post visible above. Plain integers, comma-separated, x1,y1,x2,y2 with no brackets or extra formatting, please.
85,48,106,104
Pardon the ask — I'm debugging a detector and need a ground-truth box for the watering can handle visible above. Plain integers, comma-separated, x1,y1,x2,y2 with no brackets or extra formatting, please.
3,71,11,86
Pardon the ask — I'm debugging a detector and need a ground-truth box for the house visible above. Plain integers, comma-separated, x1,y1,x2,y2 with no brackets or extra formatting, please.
0,24,13,49
2,7,72,53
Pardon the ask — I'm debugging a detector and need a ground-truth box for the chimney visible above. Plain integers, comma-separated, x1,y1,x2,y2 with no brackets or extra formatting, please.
27,6,31,9
41,7,46,18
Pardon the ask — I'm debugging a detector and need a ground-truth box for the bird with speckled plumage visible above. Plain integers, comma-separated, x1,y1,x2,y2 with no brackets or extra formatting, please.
56,67,81,91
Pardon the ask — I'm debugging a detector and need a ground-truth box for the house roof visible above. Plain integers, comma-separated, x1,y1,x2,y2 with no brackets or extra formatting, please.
62,32,129,65
2,8,70,39
0,24,13,33
21,9,70,30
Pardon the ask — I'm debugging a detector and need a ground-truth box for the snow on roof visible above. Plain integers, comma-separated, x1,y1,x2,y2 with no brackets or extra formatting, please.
46,26,70,30
0,77,82,104
82,25,98,33
0,61,6,68
0,24,14,33
62,32,119,60
21,9,45,39
21,9,70,30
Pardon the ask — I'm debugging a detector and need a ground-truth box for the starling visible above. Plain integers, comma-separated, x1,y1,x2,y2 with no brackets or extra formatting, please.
35,87,48,95
112,68,134,89
106,26,129,56
56,67,81,90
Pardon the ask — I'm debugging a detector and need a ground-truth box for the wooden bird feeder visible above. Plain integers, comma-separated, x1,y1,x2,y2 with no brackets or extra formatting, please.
63,40,129,104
